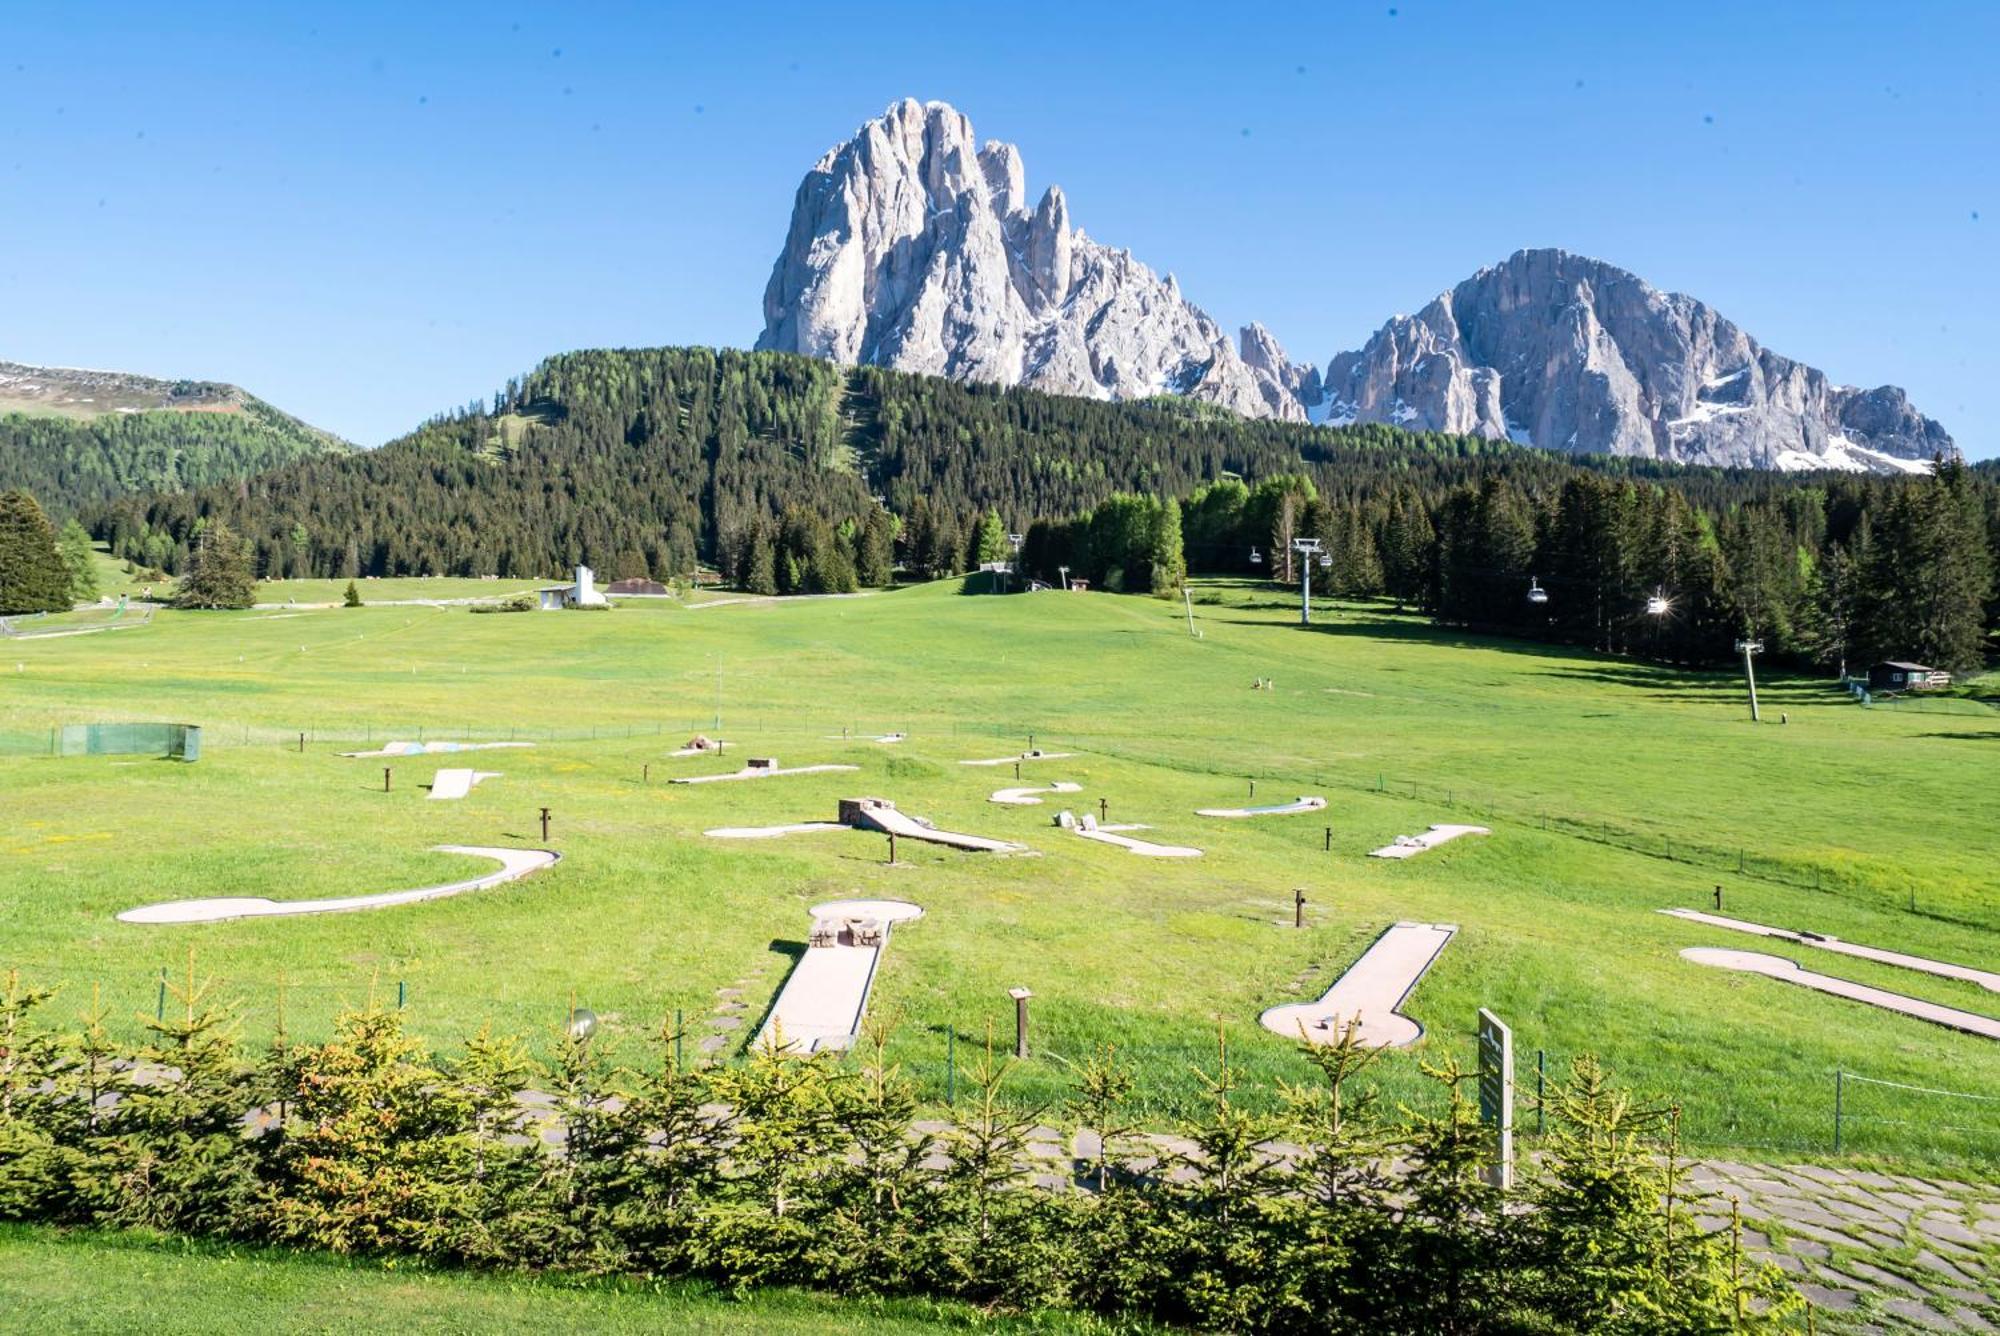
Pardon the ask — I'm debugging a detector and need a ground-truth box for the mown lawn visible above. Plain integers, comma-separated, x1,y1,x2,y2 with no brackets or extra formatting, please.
0,1226,1111,1333
0,578,1994,1166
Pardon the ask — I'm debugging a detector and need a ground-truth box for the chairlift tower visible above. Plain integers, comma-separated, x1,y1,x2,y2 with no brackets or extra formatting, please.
1290,537,1324,626
1734,638,1764,723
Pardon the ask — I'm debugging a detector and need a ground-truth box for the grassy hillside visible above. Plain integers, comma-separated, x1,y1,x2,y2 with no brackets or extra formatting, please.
0,360,348,515
0,579,1994,1167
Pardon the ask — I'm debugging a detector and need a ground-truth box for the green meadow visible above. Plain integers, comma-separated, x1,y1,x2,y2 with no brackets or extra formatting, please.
1,579,1995,1166
0,1226,1111,1334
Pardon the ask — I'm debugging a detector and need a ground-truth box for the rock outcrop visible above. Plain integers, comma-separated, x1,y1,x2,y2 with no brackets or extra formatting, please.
1321,249,1949,472
757,98,1310,420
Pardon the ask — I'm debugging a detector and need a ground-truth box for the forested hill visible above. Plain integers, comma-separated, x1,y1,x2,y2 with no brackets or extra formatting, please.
0,373,349,515
92,344,1811,581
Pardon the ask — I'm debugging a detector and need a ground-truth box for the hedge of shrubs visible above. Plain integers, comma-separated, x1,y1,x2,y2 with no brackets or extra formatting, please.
0,965,1798,1333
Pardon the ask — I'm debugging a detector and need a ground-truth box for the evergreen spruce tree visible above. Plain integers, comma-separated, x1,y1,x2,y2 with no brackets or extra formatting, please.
341,579,363,607
171,520,258,609
261,1002,471,1256
0,489,73,613
86,952,258,1236
0,972,76,1220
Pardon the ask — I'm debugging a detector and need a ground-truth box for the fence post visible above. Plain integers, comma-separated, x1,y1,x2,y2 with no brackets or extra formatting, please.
675,1009,684,1069
397,980,406,1010
1536,1049,1546,1136
156,969,166,1021
1833,1069,1844,1154
946,1029,956,1105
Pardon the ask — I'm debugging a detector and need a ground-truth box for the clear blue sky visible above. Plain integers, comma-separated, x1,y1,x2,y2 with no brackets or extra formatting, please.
3,1,1993,456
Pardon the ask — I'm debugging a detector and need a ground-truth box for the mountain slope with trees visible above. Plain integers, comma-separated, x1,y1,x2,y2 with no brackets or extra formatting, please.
0,361,349,515
86,345,1996,670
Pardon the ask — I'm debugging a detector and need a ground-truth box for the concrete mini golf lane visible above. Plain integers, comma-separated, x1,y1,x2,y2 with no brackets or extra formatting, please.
1260,921,1458,1047
670,763,859,785
1680,948,2000,1040
1197,795,1327,818
117,846,558,924
990,781,1083,805
1662,909,2000,993
755,899,924,1054
959,751,1075,767
426,768,499,800
1369,824,1489,859
338,740,534,758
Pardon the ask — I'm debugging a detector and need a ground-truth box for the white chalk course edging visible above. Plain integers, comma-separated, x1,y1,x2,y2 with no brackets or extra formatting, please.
990,781,1083,806
1368,824,1489,860
338,740,535,758
755,899,925,1055
1661,909,2000,994
116,845,558,924
426,768,499,800
1680,948,2000,1041
1197,795,1328,819
671,763,859,785
1260,921,1459,1048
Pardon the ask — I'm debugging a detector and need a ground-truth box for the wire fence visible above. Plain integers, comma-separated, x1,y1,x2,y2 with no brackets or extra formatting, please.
9,957,1993,1168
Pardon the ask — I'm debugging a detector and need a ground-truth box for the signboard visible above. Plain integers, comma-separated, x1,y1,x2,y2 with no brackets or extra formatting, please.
1476,1007,1514,1190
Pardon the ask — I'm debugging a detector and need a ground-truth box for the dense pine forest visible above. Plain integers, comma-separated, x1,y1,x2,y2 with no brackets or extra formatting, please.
82,346,1999,671
0,400,347,514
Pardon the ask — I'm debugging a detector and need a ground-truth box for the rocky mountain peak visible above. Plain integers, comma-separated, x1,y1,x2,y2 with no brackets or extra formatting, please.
757,99,1307,420
1322,247,1951,472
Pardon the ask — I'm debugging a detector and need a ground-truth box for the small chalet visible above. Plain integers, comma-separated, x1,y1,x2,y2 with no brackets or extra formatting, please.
537,565,608,610
1866,661,1951,692
606,577,669,596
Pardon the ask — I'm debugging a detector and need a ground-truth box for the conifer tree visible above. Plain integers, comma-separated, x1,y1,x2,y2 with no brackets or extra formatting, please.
87,952,257,1236
171,520,258,609
0,489,72,613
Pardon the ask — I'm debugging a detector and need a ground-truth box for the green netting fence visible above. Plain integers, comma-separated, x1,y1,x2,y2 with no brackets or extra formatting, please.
52,722,201,761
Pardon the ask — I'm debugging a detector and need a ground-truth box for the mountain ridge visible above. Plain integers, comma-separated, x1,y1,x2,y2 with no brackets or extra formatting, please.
757,99,1953,474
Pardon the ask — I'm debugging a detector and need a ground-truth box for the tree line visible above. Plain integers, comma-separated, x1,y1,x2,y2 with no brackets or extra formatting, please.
0,968,1797,1333
75,346,1997,667
1022,461,1995,672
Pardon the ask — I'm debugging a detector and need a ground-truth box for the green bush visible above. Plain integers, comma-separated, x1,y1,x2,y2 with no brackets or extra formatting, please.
0,970,1799,1333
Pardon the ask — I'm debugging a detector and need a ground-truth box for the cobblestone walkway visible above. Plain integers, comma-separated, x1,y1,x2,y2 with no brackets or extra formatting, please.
1668,1161,1994,1331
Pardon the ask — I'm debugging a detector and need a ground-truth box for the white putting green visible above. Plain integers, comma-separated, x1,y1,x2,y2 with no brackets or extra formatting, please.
1196,795,1327,818
990,781,1083,805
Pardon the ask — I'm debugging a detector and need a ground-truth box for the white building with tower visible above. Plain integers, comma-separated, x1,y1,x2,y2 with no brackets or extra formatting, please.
537,564,607,610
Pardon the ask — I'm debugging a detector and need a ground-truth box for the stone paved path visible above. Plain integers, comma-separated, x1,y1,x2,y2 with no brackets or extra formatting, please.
1686,1160,1998,1332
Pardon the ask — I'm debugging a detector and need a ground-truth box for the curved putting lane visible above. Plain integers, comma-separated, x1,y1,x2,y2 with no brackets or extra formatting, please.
117,845,558,924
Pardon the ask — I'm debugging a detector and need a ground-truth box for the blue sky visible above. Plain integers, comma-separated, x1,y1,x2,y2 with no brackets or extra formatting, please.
2,1,1993,456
